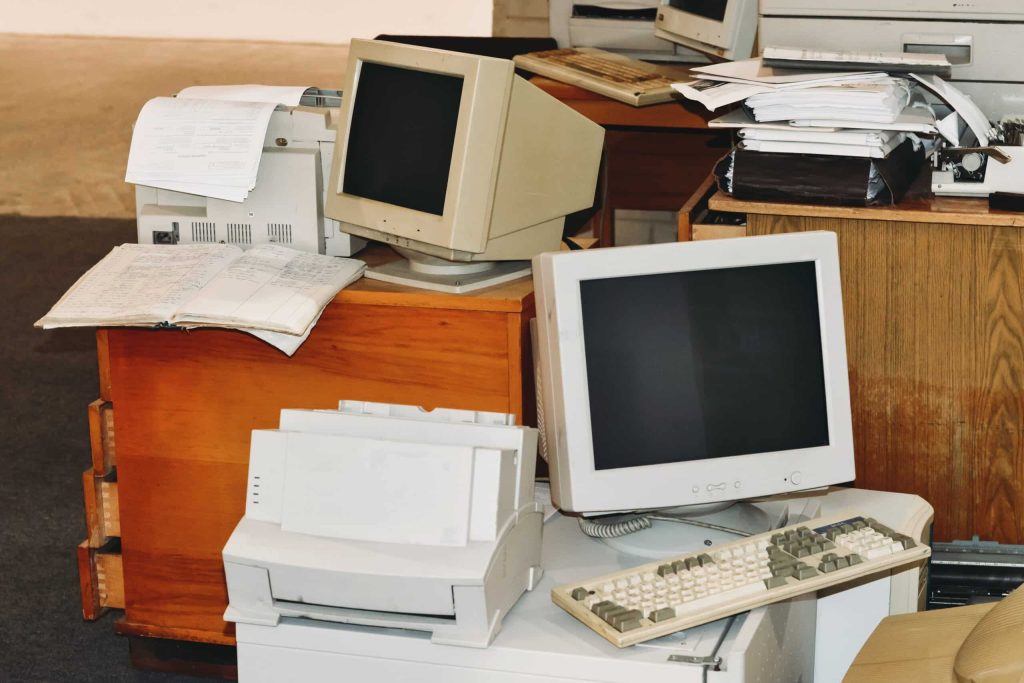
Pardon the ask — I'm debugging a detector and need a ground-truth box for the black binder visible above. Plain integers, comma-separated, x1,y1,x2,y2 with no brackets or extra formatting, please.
715,138,926,207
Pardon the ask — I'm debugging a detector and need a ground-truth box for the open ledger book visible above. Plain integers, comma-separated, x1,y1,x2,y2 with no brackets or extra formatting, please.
36,243,366,355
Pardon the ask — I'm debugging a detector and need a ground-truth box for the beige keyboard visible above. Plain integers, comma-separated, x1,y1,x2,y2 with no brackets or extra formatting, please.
514,48,684,106
552,514,931,647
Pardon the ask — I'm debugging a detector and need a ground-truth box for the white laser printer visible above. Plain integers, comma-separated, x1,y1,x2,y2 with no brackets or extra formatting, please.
760,0,1024,121
136,89,366,257
222,400,544,649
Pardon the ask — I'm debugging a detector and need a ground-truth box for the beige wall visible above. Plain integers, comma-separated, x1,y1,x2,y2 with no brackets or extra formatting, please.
2,1,493,44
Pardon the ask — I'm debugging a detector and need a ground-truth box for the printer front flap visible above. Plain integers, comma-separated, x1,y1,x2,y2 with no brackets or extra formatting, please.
223,517,504,616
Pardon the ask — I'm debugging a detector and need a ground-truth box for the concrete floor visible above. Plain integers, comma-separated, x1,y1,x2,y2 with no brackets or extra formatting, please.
1,34,349,218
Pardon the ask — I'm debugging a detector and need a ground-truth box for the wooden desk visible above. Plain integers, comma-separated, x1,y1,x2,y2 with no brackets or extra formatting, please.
532,77,731,246
710,192,1024,545
80,256,535,666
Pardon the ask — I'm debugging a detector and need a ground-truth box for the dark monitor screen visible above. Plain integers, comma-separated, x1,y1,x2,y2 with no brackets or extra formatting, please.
579,262,829,471
343,62,464,216
667,0,728,21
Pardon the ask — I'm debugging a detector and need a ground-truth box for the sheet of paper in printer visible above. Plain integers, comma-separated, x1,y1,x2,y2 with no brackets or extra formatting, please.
123,81,309,202
176,84,311,106
125,96,279,203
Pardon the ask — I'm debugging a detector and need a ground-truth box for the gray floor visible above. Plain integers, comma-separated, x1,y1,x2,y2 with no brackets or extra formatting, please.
0,215,205,681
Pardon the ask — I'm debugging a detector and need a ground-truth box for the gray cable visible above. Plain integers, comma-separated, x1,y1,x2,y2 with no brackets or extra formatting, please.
577,514,652,538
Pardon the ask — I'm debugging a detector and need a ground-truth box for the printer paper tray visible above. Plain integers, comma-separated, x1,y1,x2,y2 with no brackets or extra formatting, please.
273,598,456,634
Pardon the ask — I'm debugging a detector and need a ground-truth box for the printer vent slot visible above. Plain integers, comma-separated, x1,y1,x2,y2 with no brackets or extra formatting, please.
191,221,217,243
226,223,252,245
268,223,293,244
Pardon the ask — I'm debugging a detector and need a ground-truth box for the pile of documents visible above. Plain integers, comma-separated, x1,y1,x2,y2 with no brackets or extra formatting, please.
671,51,953,205
125,85,311,203
36,243,366,356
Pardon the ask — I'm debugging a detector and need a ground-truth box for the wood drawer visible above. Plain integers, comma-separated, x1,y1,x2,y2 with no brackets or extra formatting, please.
88,398,116,474
83,469,119,546
77,540,124,620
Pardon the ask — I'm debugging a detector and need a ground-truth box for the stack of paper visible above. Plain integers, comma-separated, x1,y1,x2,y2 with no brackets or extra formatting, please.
125,85,311,203
671,57,888,111
670,56,947,206
745,78,913,125
671,57,941,159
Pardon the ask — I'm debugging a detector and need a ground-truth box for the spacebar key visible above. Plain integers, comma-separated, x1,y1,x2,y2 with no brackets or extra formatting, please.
674,582,767,616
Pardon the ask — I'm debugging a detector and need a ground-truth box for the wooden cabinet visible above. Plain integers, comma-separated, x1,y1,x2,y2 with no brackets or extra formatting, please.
708,192,1024,545
529,77,732,247
93,268,535,647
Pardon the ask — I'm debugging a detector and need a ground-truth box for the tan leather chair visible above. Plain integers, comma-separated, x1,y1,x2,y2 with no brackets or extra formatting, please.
844,586,1024,683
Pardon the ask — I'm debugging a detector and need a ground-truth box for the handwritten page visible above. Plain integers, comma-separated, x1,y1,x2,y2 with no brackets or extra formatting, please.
177,245,365,335
36,244,367,355
37,244,241,328
125,97,276,202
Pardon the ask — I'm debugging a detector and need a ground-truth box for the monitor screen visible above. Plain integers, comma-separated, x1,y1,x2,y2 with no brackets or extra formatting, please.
342,62,464,216
579,262,829,471
533,232,855,514
667,0,728,22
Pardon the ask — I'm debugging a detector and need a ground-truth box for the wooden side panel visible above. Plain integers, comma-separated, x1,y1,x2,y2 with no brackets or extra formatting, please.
108,297,527,644
87,399,116,474
97,550,125,609
96,329,112,401
77,541,102,620
102,480,120,537
692,225,747,241
677,174,718,242
78,541,124,620
748,214,1024,544
83,470,119,546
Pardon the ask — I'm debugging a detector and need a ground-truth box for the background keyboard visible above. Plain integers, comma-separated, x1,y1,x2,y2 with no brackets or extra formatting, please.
513,48,688,107
552,514,931,647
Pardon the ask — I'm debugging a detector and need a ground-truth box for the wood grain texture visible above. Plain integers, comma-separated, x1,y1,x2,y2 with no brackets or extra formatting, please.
82,471,118,547
78,540,125,619
106,284,535,645
96,329,112,401
87,399,115,474
531,77,714,129
737,206,1024,544
710,192,1024,227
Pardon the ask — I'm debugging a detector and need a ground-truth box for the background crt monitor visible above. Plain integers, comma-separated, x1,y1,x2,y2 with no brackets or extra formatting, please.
655,0,757,60
534,232,855,514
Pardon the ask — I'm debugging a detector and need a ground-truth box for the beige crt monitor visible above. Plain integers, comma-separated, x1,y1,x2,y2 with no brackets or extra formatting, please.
325,39,605,293
655,0,757,60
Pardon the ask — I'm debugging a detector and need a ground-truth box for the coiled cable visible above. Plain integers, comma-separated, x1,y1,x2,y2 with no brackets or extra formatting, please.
577,514,652,538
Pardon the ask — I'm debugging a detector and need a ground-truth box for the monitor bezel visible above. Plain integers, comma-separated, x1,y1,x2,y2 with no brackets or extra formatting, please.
327,39,514,255
655,0,756,58
534,232,855,514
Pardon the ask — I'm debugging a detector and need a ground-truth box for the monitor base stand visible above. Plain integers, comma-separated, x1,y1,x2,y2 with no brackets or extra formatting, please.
366,249,532,294
600,503,774,560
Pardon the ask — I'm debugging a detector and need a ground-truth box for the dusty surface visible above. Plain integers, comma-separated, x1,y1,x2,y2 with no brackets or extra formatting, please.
0,34,349,218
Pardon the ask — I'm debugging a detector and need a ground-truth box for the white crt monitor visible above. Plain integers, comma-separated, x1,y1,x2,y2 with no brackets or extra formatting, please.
533,232,855,515
655,0,757,60
325,39,604,293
